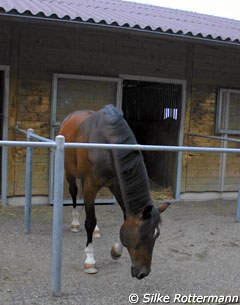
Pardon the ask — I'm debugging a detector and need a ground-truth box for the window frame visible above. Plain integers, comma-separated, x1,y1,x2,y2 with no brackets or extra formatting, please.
216,88,240,134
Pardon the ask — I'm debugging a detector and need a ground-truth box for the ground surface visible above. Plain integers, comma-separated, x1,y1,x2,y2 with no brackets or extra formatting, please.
0,200,240,305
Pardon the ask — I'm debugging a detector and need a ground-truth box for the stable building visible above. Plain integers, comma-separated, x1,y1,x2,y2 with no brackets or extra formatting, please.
0,0,240,204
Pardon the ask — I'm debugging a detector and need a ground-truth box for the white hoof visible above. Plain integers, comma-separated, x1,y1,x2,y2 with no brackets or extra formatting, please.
93,230,101,238
71,225,80,233
84,264,98,274
93,225,101,238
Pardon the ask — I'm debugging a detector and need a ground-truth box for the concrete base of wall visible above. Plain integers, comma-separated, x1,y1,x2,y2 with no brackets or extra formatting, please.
180,192,238,201
1,192,238,207
6,196,49,206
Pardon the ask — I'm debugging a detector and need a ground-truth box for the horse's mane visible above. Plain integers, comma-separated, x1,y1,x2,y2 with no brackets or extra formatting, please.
96,105,152,215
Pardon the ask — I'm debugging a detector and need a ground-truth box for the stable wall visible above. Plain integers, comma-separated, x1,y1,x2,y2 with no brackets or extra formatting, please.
1,20,188,197
0,18,240,198
183,45,240,192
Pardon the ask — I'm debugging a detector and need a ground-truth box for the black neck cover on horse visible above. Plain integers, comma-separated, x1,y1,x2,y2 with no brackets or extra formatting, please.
95,105,152,215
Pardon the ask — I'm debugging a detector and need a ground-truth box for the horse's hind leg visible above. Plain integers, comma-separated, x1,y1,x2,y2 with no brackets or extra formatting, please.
66,174,80,233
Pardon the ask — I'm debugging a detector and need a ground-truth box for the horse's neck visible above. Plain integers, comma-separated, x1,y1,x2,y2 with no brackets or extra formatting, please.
113,149,152,215
95,105,151,214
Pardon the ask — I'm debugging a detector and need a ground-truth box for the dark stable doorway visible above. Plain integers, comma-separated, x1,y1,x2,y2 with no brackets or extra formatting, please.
122,80,182,200
0,72,4,193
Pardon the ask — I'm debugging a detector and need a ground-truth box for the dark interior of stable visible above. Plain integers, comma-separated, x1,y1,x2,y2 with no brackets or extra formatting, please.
0,71,4,192
122,80,182,198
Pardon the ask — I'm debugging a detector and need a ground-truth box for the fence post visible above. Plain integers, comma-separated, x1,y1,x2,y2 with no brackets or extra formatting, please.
24,128,34,234
52,135,65,296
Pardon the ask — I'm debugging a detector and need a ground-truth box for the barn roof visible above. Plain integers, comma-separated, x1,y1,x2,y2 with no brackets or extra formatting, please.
0,0,240,45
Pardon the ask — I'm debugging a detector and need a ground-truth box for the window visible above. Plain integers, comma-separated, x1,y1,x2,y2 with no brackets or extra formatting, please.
216,89,240,134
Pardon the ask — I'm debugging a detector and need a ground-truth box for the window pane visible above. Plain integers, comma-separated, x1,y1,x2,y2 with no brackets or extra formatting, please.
219,91,228,131
56,79,117,122
216,89,240,134
228,93,240,130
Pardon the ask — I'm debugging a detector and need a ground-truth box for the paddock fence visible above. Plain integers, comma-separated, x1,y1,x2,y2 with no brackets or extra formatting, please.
1,129,240,296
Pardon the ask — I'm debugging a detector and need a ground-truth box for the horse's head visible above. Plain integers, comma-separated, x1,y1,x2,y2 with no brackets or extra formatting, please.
120,202,169,280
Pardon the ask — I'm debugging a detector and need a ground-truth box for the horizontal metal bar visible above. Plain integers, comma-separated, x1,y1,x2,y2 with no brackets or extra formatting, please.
14,125,28,136
0,140,56,148
15,125,53,142
65,142,240,153
62,198,117,205
189,133,240,143
29,133,54,143
1,138,240,153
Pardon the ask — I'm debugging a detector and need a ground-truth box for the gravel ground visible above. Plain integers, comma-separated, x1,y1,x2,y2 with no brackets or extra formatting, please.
0,199,240,305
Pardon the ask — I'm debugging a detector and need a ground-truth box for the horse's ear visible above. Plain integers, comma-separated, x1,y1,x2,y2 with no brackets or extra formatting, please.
142,205,153,220
158,202,170,214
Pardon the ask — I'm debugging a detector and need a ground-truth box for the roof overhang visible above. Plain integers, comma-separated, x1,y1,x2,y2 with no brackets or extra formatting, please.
1,11,240,48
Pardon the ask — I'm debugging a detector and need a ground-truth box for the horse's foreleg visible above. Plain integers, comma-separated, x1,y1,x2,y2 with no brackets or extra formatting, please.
109,183,125,260
84,206,98,274
67,174,80,233
84,185,98,274
84,242,97,274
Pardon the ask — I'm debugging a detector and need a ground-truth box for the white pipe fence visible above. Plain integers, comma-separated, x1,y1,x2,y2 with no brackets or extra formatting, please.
1,128,240,296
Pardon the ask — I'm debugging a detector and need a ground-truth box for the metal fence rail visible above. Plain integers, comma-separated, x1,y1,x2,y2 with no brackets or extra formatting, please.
1,131,240,296
0,140,55,148
15,125,54,143
14,127,55,233
189,133,240,144
65,142,240,153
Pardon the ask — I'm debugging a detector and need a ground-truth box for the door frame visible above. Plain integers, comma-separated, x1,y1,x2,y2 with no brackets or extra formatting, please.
119,74,187,200
0,65,10,206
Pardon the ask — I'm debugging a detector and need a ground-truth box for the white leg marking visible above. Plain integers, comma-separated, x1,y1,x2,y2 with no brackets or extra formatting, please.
111,242,123,260
93,225,101,238
71,208,80,233
84,243,98,274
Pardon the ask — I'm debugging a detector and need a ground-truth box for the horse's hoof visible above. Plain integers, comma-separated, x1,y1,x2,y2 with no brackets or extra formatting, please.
93,228,101,238
111,246,122,260
93,231,101,238
84,264,98,274
71,225,80,233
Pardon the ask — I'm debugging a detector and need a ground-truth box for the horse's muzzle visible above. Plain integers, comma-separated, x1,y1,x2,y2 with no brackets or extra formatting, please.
131,266,150,280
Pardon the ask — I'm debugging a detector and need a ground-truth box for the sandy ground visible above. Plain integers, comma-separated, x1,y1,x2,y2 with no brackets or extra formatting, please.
0,199,240,305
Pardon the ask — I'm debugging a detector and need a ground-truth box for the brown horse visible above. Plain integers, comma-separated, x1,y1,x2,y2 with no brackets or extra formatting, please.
59,105,169,279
